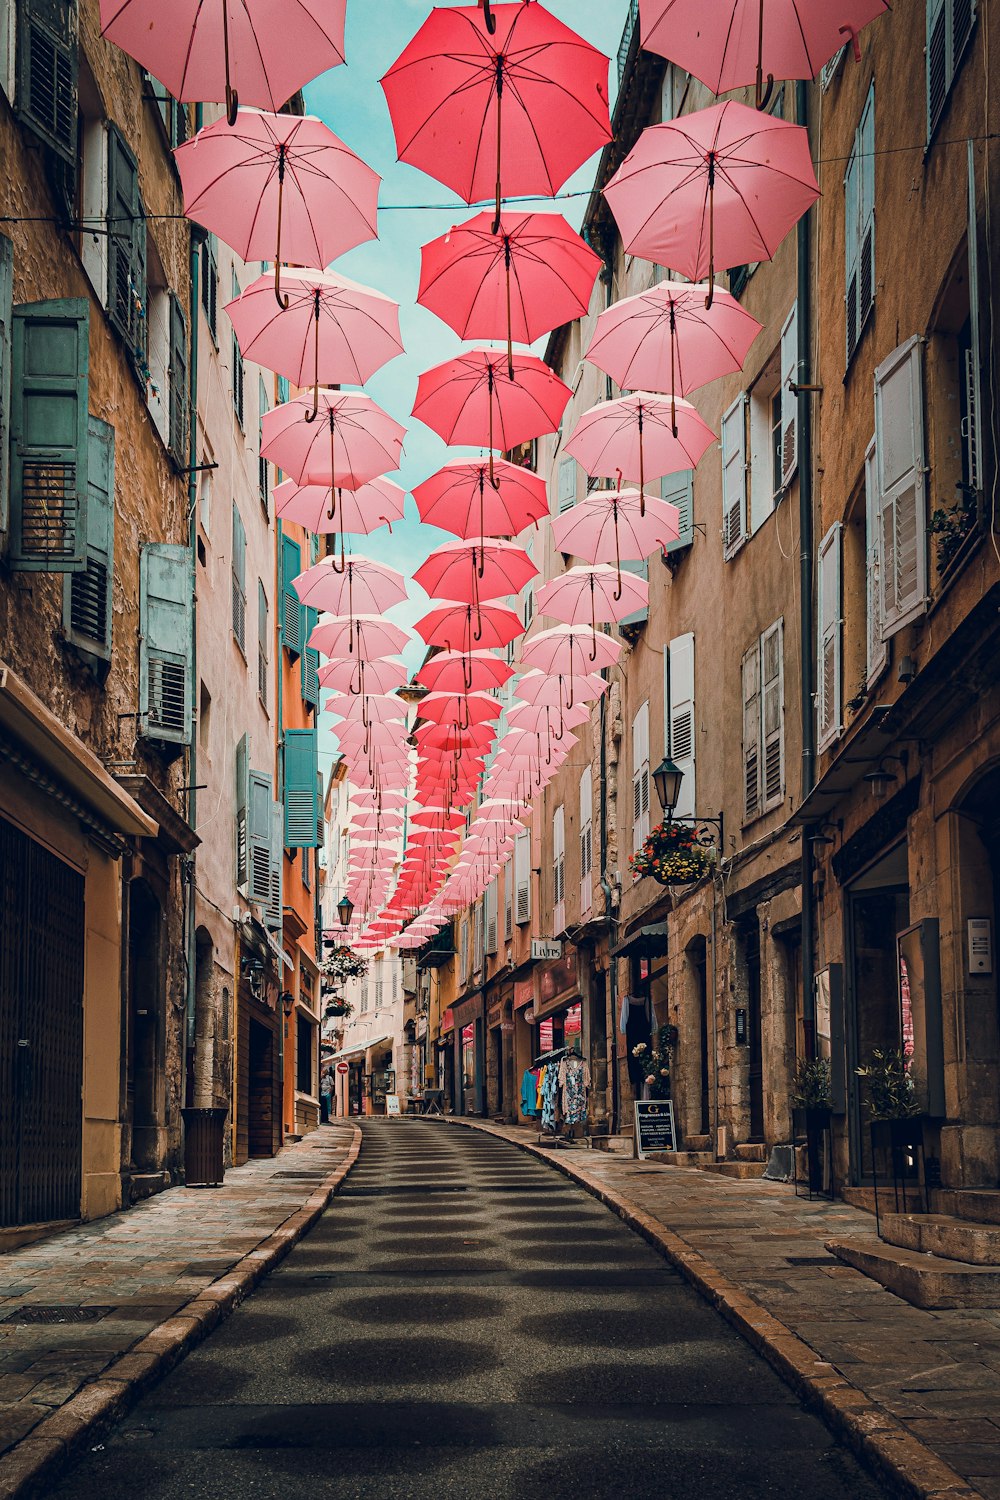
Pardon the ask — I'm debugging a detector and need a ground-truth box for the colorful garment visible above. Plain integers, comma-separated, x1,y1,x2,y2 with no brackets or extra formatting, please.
540,1063,560,1130
520,1067,539,1117
559,1056,590,1124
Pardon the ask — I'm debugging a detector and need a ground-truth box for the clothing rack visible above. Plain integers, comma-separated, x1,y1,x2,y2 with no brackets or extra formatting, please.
531,1044,581,1069
527,1046,587,1146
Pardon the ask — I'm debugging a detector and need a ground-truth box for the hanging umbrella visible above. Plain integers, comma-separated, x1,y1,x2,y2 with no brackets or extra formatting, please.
174,112,375,292
320,657,409,696
584,281,762,432
326,695,406,725
414,538,537,608
537,564,650,657
292,556,407,618
225,270,402,412
262,391,405,493
419,692,502,731
520,624,622,676
412,350,571,487
416,723,497,754
514,667,608,709
507,701,591,735
418,210,601,380
565,394,714,510
550,487,680,595
412,458,548,540
414,602,524,654
380,2,611,234
308,615,409,660
604,100,820,306
639,0,887,108
275,477,406,537
100,1,347,123
418,651,514,694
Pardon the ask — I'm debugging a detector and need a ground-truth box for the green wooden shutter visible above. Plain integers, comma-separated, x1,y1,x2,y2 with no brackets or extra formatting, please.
139,542,192,744
231,502,246,651
201,234,218,341
248,769,273,907
618,556,648,629
235,732,249,888
283,727,319,848
9,296,89,572
267,798,283,928
15,0,78,165
0,234,12,535
63,415,114,660
280,533,302,655
168,292,188,466
107,126,145,361
301,605,320,708
661,469,694,553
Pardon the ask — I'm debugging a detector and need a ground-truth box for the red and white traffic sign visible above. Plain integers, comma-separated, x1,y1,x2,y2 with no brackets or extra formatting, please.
336,1061,349,1076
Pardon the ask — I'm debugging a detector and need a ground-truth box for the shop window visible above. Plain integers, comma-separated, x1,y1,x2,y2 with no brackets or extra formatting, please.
296,1014,313,1096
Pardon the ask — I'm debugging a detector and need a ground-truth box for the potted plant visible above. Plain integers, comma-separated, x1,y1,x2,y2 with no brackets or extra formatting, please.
632,1023,678,1102
321,946,369,985
629,822,715,885
324,996,353,1020
791,1057,833,1197
857,1046,925,1185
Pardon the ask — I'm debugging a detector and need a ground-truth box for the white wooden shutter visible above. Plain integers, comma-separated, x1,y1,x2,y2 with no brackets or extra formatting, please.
864,436,889,683
761,620,785,811
817,523,843,752
515,830,531,923
721,395,747,558
631,701,650,851
557,456,577,512
553,804,565,933
965,141,982,492
667,633,695,820
742,644,761,823
473,901,484,973
579,766,593,915
875,336,928,636
504,862,513,938
485,880,498,955
780,303,798,488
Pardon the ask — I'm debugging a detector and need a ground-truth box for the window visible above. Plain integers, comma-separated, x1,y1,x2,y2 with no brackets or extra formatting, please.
874,336,928,635
201,233,218,342
231,503,246,653
927,0,976,141
817,525,843,753
553,804,565,934
748,304,797,532
473,901,484,973
631,701,650,851
15,0,77,168
504,864,513,939
235,733,248,888
147,76,188,150
515,830,531,923
485,881,498,955
666,633,695,819
63,416,114,664
168,294,188,465
845,85,875,365
459,918,470,984
579,766,593,916
557,455,577,512
864,436,889,684
284,728,320,848
661,469,694,554
742,620,785,819
522,578,535,629
280,533,302,655
231,270,244,425
107,126,146,368
721,394,748,558
139,543,192,744
296,1015,313,1095
258,374,269,511
257,579,269,710
302,606,320,709
77,60,107,301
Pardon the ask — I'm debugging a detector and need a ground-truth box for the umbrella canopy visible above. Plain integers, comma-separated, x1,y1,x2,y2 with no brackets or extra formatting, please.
507,701,591,734
412,458,548,540
261,392,405,491
604,100,820,301
565,394,714,506
416,723,497,753
381,2,611,232
326,695,406,725
418,210,601,379
584,280,762,421
640,0,887,104
514,668,608,706
413,538,537,605
174,111,374,275
274,478,406,537
550,487,681,582
292,556,407,616
414,602,524,654
100,1,347,119
520,623,622,675
419,692,502,729
537,564,650,632
308,615,409,659
319,657,408,695
412,351,571,474
417,651,514,694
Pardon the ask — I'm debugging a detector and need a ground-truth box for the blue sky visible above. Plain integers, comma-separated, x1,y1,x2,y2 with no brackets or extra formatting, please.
303,1,628,708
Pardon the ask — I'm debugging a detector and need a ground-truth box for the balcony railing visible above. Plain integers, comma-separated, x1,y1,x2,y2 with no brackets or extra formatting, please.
618,0,640,87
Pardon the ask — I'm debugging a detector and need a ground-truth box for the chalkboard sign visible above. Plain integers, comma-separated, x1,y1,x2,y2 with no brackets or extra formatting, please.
634,1100,677,1158
385,1094,401,1116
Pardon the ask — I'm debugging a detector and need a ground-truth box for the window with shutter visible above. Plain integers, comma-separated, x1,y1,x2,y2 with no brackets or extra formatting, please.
721,395,747,558
965,142,983,492
742,644,761,823
817,524,843,751
201,234,218,342
473,902,484,973
139,543,192,744
107,127,145,362
515,829,531,924
557,456,577,512
16,0,77,165
258,373,269,511
9,296,89,572
779,304,798,488
845,87,875,364
460,919,469,983
248,770,272,908
235,733,249,889
661,469,694,554
631,701,650,851
168,292,188,466
0,234,11,534
231,502,246,652
63,415,114,662
257,579,268,710
280,533,302,656
231,328,244,426
301,605,320,708
284,728,319,848
864,436,889,684
579,766,593,915
618,555,649,629
666,633,695,820
928,0,976,141
761,620,784,809
874,337,928,636
267,798,283,928
553,804,565,932
486,880,498,955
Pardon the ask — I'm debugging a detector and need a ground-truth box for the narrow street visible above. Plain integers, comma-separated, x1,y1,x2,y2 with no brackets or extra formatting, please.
50,1124,887,1500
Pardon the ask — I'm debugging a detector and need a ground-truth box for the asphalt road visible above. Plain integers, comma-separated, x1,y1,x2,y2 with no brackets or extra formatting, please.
52,1122,889,1499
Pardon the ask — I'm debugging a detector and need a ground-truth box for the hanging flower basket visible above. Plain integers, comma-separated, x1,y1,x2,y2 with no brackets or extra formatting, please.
629,822,714,885
321,946,369,985
324,999,353,1019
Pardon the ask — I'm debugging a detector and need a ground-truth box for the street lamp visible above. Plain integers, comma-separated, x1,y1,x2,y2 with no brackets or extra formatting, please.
652,755,684,817
337,894,354,928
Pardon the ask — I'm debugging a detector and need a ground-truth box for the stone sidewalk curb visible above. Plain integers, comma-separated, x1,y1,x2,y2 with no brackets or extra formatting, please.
0,1125,363,1500
447,1118,980,1500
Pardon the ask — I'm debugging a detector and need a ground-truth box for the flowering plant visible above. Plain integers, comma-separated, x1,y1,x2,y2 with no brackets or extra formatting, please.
632,1023,678,1100
629,821,714,884
321,946,369,984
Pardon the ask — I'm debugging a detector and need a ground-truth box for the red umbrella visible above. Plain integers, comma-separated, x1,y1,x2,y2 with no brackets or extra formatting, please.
417,650,514,694
413,538,537,603
380,2,611,234
414,603,524,653
412,457,548,540
418,210,601,380
604,100,820,306
419,692,502,731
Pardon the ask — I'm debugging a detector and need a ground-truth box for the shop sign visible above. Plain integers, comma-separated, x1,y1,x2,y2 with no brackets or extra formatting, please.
440,1007,454,1033
531,938,563,960
500,1020,515,1034
488,1003,502,1027
537,949,577,1007
634,1100,677,1158
514,979,534,1010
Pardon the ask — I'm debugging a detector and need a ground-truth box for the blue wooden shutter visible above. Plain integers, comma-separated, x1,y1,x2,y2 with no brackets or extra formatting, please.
139,542,192,744
284,727,319,848
15,0,78,166
9,296,89,571
201,234,218,341
267,798,283,928
248,769,273,907
0,234,13,535
301,605,320,707
280,533,302,655
661,469,693,553
63,415,114,661
231,502,246,651
618,556,648,630
235,732,249,888
168,292,188,466
107,126,145,362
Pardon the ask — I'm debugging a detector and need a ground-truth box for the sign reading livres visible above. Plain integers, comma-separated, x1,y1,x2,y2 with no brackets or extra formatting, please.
531,938,563,960
634,1100,677,1158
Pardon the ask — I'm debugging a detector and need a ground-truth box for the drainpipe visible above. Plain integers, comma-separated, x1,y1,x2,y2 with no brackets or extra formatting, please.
276,519,287,1136
598,248,620,1134
796,79,816,1057
184,217,201,1108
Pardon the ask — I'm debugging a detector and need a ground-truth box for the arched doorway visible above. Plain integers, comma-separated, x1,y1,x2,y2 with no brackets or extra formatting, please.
127,880,164,1172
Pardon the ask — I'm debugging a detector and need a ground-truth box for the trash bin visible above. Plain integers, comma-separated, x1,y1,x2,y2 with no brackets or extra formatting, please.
181,1106,228,1187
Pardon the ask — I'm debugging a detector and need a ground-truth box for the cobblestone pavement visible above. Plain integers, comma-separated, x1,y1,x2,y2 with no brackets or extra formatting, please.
464,1123,1000,1499
0,1124,356,1472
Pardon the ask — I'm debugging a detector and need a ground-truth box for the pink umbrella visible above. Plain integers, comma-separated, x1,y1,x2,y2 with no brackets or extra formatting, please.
514,668,608,707
414,538,537,607
537,564,649,652
292,556,407,618
640,0,887,107
100,2,347,122
550,487,681,592
418,651,514,694
584,281,762,432
261,392,405,493
416,723,497,754
174,112,376,290
507,701,591,734
308,615,409,659
320,657,408,696
225,270,402,413
604,100,820,305
412,458,548,540
381,3,611,234
565,394,715,505
275,477,406,537
326,695,406,725
520,624,622,675
412,350,571,487
418,210,601,380
414,603,524,654
419,692,501,730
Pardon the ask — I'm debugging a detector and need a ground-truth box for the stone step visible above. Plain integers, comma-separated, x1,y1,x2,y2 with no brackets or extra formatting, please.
827,1236,1000,1309
683,1134,713,1152
842,1184,924,1217
937,1188,1000,1226
590,1133,634,1154
641,1150,714,1167
880,1212,1000,1266
734,1142,768,1162
702,1161,768,1179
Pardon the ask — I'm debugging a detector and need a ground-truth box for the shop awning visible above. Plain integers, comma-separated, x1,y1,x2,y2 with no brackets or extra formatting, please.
332,1033,391,1061
612,921,668,959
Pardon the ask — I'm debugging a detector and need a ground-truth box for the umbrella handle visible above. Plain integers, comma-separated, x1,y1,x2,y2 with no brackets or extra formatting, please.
307,288,321,423
705,155,716,310
669,304,679,439
221,0,238,124
327,486,337,523
590,574,598,662
754,0,774,110
564,673,574,711
273,159,289,309
491,56,504,236
505,238,514,382
330,525,347,576
614,503,624,601
487,367,502,491
839,24,862,63
638,404,645,517
481,1,498,35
